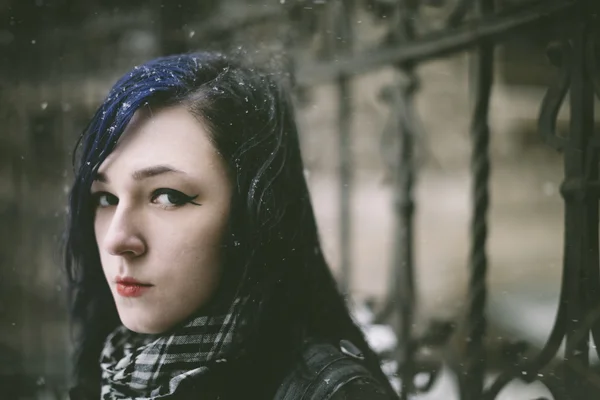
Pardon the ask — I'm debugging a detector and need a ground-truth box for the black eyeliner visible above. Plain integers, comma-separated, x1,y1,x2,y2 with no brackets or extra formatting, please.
152,188,202,207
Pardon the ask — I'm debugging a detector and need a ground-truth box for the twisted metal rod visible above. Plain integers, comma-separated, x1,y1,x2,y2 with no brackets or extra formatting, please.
460,0,494,398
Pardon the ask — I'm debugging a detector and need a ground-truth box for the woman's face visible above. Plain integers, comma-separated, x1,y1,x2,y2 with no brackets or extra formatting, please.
91,107,232,334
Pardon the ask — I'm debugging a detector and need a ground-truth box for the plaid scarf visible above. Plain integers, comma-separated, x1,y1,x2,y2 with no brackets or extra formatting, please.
99,299,243,400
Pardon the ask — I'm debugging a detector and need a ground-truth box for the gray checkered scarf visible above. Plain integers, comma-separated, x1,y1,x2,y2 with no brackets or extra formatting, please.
99,299,243,400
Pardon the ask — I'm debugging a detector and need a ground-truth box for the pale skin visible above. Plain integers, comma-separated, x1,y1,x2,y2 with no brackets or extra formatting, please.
91,106,232,334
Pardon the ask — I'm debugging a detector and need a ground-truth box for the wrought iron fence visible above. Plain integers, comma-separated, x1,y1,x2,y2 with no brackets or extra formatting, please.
283,0,599,399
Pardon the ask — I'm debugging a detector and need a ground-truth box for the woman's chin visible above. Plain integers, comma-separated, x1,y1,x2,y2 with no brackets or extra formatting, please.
118,311,173,335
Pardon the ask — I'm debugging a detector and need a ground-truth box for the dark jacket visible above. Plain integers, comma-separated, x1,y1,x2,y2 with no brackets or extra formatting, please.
69,340,394,400
273,339,394,400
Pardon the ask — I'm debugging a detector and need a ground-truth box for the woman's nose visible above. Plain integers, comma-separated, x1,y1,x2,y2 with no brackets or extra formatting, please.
102,206,146,258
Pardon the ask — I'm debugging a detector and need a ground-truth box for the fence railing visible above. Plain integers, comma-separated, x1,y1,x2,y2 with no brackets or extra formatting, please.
283,0,599,399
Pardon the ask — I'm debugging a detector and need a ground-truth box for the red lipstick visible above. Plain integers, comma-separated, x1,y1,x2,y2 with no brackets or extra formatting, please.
115,276,153,298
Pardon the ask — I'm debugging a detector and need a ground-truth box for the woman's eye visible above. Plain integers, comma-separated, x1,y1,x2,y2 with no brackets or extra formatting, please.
94,192,118,207
151,189,198,207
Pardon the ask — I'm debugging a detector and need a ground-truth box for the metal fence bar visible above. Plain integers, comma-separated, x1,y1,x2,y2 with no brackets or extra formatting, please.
335,0,355,295
295,0,575,86
562,2,597,397
460,0,494,397
394,76,418,400
389,1,420,398
483,38,572,400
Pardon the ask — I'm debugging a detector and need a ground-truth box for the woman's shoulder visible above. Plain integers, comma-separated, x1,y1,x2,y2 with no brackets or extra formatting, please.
274,338,393,400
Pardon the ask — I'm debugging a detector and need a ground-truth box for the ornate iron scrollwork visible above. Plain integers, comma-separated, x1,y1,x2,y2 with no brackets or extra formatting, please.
485,4,599,399
538,41,571,151
283,0,596,398
459,2,494,399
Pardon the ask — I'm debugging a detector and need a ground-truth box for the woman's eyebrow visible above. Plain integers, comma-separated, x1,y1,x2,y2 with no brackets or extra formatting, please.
94,165,186,183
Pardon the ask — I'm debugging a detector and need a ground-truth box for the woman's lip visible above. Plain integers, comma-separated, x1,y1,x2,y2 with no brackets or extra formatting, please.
116,283,152,297
116,276,152,286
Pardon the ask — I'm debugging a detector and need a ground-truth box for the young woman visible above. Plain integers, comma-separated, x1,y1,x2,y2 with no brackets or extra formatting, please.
64,52,397,399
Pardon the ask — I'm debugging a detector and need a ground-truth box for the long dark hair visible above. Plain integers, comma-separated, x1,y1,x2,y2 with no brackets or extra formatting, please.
65,52,395,398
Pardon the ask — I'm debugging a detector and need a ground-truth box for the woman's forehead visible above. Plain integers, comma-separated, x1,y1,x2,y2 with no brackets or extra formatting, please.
97,107,221,179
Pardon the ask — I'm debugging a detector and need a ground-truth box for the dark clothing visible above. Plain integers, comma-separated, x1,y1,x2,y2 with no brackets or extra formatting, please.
274,339,393,400
70,339,395,400
329,377,391,400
